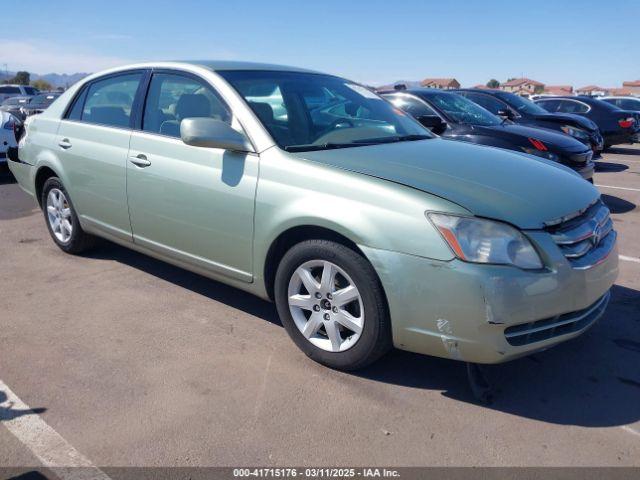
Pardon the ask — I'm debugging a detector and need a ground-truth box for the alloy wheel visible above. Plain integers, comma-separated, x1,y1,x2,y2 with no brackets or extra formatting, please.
287,260,364,352
46,188,73,243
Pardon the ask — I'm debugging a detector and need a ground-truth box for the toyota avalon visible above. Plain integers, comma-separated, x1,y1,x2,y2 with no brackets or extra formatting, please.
8,62,618,370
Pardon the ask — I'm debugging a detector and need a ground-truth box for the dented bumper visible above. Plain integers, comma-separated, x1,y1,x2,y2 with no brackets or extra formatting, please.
360,239,618,364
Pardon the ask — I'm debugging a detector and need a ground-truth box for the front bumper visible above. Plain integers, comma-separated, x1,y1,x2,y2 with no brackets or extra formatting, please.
574,160,595,181
360,233,618,364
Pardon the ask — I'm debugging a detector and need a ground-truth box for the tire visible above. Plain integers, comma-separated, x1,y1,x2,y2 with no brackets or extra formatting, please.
41,177,96,254
274,239,392,370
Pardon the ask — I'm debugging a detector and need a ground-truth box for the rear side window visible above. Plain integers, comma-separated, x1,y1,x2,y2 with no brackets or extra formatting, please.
556,100,589,114
80,73,143,128
24,87,38,95
142,73,231,137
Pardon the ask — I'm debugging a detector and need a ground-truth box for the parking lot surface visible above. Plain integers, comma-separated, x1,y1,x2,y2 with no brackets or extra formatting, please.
1,146,639,468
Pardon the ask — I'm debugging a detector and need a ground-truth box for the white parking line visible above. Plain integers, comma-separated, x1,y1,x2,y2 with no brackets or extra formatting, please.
621,425,640,438
0,379,110,480
620,255,640,264
596,184,640,192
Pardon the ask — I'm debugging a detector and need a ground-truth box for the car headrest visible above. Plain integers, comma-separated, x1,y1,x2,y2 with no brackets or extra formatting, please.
249,102,275,124
89,106,129,127
175,94,211,119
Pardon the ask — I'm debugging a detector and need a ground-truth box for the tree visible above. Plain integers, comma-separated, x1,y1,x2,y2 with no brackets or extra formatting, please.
31,79,53,91
11,71,30,85
534,85,545,94
486,79,500,88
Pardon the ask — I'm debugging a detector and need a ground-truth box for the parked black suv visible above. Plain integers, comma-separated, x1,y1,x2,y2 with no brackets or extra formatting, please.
382,89,594,181
533,96,640,149
454,89,604,157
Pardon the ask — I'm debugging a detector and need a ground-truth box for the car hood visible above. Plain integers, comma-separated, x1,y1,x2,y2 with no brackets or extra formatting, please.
292,139,598,229
533,112,598,131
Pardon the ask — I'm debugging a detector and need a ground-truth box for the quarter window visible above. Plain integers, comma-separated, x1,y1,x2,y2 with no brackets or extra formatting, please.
142,73,232,137
80,73,143,128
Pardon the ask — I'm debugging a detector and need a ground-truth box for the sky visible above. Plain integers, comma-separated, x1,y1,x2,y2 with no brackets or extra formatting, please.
3,0,639,88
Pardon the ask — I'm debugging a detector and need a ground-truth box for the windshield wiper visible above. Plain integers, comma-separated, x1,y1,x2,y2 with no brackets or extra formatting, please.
283,134,432,152
283,142,375,152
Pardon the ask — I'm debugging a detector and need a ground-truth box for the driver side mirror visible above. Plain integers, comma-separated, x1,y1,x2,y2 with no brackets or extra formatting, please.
497,108,515,120
180,118,254,153
416,115,447,135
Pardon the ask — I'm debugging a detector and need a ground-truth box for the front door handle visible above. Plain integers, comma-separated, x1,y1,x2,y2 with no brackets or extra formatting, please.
129,154,151,168
58,138,72,149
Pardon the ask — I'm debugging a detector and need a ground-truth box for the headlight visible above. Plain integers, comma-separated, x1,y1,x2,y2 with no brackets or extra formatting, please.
427,213,543,269
561,125,589,141
520,146,559,162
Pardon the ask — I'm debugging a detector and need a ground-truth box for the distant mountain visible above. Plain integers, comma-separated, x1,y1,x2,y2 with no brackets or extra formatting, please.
33,72,89,88
0,71,89,88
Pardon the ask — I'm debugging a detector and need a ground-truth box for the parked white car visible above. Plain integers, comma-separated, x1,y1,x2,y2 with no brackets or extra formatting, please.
0,111,18,169
0,84,39,103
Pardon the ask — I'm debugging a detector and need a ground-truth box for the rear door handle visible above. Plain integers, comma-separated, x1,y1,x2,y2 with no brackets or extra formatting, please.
129,154,151,168
58,138,72,149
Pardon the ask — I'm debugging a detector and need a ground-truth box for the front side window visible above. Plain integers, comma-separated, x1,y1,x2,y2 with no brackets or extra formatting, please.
463,92,509,115
616,98,640,111
384,93,438,117
497,91,549,115
556,100,589,114
419,92,501,126
24,87,38,95
219,70,431,151
81,73,143,128
142,73,232,137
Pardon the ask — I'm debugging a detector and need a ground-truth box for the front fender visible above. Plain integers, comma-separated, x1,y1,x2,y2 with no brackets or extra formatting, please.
252,148,468,293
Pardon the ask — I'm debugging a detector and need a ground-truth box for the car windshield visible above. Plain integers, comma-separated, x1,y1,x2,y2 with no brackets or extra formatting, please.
219,70,432,151
421,92,501,126
498,92,549,115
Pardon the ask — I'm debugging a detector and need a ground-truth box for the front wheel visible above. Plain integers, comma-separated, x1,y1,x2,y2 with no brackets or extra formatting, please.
274,240,392,370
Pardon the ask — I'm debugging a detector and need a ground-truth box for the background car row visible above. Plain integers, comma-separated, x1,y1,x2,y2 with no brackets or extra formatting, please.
382,84,640,181
382,89,595,181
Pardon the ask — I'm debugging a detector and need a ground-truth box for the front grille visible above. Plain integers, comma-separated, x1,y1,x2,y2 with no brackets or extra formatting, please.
504,291,610,346
546,199,616,269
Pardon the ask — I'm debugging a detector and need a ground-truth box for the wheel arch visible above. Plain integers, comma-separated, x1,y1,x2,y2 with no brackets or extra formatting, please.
34,166,60,207
263,224,373,302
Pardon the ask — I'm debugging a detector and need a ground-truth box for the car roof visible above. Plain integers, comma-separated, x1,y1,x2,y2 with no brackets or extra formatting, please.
188,60,320,73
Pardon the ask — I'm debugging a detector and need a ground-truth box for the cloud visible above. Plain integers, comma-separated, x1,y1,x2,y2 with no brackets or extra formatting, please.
0,39,133,74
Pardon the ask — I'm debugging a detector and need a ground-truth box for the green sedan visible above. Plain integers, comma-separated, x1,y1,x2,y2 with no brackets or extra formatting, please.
8,61,618,370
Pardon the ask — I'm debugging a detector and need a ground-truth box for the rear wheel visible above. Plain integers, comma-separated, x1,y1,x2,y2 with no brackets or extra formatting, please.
42,177,96,254
275,239,391,370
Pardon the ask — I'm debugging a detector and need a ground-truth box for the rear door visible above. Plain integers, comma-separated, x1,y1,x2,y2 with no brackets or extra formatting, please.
56,71,146,241
126,70,258,282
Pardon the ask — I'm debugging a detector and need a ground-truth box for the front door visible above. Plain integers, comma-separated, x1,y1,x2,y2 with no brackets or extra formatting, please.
126,71,258,282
